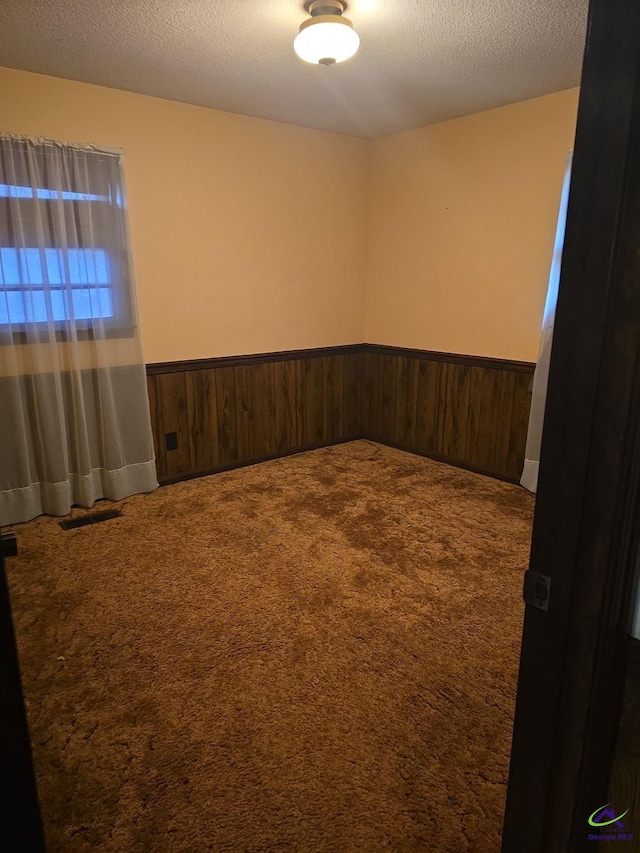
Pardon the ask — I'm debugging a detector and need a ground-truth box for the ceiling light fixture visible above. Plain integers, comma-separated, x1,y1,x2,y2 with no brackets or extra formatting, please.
294,0,360,66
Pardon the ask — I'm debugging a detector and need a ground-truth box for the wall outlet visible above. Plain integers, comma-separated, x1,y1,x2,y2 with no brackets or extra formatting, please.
165,432,178,451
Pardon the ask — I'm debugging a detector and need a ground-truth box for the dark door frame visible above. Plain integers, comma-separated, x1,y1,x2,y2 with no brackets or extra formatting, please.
502,0,640,850
0,549,45,850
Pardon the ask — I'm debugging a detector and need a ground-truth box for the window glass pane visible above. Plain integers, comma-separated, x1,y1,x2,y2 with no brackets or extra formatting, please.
50,290,68,321
65,249,110,285
93,250,110,284
69,288,90,319
0,183,107,202
23,249,44,285
0,287,115,323
68,288,113,320
91,287,114,318
66,250,84,285
5,291,27,323
45,249,63,286
0,248,20,285
19,290,48,323
1,248,114,324
0,248,111,287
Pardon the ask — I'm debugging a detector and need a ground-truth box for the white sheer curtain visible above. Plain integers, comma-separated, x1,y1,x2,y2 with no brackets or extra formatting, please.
0,134,157,525
521,151,573,493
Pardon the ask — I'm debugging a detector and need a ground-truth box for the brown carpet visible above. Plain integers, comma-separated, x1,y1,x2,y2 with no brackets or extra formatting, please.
7,440,534,852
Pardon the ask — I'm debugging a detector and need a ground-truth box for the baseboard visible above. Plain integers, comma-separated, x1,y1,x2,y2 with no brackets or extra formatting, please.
156,433,523,488
369,438,523,485
157,435,366,486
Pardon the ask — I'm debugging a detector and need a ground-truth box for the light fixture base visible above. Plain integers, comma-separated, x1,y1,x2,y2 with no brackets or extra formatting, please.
307,0,346,16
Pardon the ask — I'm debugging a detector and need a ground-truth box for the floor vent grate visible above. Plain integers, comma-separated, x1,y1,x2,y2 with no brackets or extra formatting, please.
59,509,122,530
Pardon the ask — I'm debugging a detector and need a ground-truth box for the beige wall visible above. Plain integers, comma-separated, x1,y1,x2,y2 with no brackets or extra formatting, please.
0,66,370,363
1,67,579,364
366,88,580,362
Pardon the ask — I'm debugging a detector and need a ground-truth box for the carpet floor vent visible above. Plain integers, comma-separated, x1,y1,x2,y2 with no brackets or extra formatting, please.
59,509,122,530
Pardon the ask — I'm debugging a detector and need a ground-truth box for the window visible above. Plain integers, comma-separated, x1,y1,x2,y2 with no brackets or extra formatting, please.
0,138,134,341
0,247,113,324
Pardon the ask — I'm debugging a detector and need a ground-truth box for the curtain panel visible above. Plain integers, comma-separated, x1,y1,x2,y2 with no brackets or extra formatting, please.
0,134,157,524
521,152,573,493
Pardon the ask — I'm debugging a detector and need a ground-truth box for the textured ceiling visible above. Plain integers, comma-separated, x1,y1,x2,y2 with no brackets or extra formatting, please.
0,0,589,139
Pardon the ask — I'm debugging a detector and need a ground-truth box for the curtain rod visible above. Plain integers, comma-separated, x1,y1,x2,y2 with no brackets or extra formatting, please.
0,131,123,157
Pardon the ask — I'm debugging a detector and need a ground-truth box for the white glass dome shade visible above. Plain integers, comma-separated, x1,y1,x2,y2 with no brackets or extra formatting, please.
294,14,360,65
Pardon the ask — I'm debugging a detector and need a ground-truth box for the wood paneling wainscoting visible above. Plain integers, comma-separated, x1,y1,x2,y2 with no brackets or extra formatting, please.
146,346,366,484
363,345,535,482
146,344,534,485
